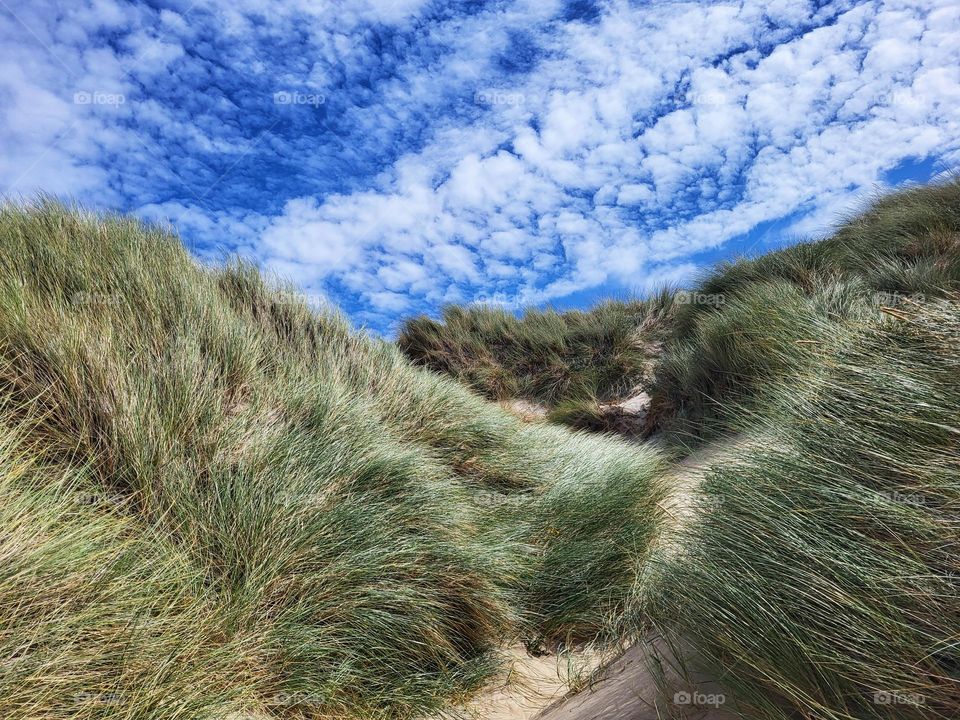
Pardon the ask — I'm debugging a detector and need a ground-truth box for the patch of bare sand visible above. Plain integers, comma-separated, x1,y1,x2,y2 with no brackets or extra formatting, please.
501,399,550,423
535,634,736,720
597,390,652,437
453,645,607,720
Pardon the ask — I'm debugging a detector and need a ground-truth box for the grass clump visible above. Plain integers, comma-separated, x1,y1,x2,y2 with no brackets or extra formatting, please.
398,293,675,421
653,177,960,439
0,200,665,719
521,425,666,647
0,426,253,719
643,298,960,719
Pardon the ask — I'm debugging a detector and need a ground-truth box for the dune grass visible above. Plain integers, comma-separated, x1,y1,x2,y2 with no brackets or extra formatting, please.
634,180,960,717
653,177,960,441
0,426,255,719
393,177,960,718
642,298,960,719
397,179,960,442
6,178,959,720
0,200,666,719
398,292,675,431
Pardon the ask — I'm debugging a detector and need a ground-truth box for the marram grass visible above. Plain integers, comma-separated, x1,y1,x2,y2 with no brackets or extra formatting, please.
5,178,960,720
0,427,257,719
397,291,676,423
642,298,960,719
0,200,666,718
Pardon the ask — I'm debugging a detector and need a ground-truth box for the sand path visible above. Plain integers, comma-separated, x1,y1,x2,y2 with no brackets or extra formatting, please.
454,645,607,720
460,435,751,720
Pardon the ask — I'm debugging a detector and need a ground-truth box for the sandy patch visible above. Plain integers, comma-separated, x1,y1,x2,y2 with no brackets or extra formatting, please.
454,645,606,720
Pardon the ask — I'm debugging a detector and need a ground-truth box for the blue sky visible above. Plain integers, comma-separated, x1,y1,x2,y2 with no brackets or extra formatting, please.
1,0,959,333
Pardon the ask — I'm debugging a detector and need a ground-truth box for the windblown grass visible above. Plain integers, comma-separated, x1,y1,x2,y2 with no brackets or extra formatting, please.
0,426,254,719
9,177,958,720
653,177,960,440
0,200,665,718
398,292,675,425
643,298,960,719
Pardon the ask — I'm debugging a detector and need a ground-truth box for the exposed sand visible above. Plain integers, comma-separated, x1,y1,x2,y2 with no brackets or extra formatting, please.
454,645,607,720
501,389,653,436
537,635,736,720
501,399,550,423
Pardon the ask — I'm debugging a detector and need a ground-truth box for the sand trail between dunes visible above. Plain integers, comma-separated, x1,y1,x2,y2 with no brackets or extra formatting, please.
455,645,607,720
460,434,754,720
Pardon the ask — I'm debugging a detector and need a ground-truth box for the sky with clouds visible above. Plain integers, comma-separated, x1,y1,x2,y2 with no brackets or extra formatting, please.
1,0,959,332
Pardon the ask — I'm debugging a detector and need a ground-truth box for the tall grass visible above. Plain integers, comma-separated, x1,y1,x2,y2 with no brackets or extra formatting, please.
653,177,960,440
0,425,255,719
643,299,960,719
0,200,665,718
398,292,675,423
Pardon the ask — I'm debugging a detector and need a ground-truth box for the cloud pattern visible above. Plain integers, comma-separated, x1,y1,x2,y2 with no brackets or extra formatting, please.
1,0,959,331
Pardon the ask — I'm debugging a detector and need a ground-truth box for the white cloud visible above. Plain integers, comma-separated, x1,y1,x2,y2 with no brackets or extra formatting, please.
369,290,411,312
219,0,956,318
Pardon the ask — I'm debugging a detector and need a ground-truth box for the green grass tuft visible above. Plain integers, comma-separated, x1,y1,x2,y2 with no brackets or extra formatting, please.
653,176,960,440
398,292,676,424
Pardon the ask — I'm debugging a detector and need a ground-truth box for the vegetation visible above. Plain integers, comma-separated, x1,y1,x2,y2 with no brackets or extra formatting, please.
400,179,960,443
395,177,960,719
643,298,960,718
631,178,960,718
398,292,675,431
5,177,959,720
654,177,960,440
0,428,251,719
0,200,665,719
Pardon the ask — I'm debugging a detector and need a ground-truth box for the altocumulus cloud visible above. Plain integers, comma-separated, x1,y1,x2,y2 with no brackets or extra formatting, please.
1,0,959,331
